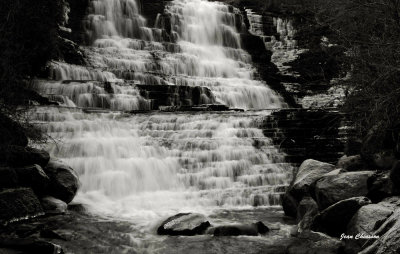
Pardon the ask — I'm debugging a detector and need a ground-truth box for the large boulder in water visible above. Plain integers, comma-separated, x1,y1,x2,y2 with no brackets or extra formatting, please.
290,159,335,201
157,213,211,236
0,188,44,225
282,159,334,217
44,159,79,203
314,171,374,209
0,146,50,168
212,221,269,236
311,197,371,237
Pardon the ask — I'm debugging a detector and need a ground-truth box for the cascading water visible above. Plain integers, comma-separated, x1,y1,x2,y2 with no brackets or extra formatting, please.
32,0,295,249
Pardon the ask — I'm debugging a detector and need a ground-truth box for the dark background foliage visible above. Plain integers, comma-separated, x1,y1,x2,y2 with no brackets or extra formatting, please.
0,0,65,110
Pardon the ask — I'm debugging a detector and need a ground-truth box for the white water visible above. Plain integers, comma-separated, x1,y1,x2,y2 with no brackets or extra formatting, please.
33,0,293,231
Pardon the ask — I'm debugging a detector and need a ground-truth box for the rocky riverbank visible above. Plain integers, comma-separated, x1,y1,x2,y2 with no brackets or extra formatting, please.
0,115,80,253
282,155,400,254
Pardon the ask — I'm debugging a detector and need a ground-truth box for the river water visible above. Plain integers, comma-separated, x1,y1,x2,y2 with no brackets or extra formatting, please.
32,0,296,252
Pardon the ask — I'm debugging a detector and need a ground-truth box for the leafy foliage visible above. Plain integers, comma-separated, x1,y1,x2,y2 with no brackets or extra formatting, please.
0,0,65,110
303,0,400,155
0,0,66,143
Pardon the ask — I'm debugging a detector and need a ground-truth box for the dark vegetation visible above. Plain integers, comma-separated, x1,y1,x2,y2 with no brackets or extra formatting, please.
0,0,67,144
297,0,400,159
233,0,400,159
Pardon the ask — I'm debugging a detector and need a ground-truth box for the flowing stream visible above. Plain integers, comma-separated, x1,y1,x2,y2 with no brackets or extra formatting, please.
32,0,295,252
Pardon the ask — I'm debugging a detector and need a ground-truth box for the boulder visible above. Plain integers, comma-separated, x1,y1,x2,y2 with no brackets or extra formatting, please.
390,160,400,191
345,204,394,254
0,188,44,225
311,197,371,237
0,167,18,188
282,193,299,218
286,230,344,254
290,159,335,201
297,197,319,232
44,159,79,203
41,196,68,214
212,221,269,236
336,155,365,171
372,150,397,170
157,213,211,236
0,146,50,168
14,164,50,195
367,171,396,203
359,208,400,254
0,114,28,147
314,171,374,209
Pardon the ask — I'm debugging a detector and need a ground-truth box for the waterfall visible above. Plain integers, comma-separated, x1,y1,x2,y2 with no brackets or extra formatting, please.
32,0,293,223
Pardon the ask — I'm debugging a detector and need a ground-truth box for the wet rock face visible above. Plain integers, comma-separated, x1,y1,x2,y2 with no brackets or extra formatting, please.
0,188,44,225
44,160,80,204
314,171,374,210
157,213,211,236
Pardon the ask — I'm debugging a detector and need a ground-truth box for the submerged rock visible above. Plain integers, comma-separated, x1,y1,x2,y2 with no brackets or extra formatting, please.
44,159,79,204
0,188,44,225
157,213,211,236
314,171,374,209
41,196,68,214
311,197,371,237
212,221,269,236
